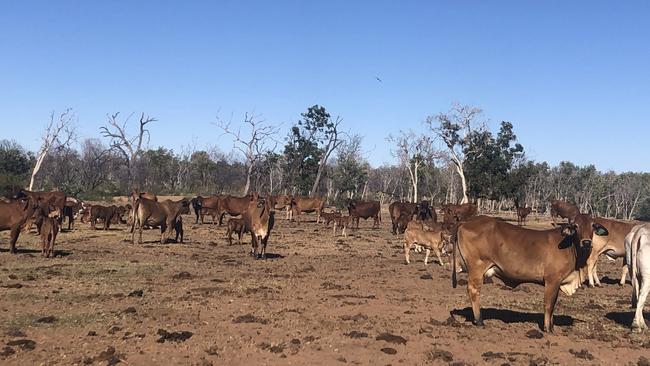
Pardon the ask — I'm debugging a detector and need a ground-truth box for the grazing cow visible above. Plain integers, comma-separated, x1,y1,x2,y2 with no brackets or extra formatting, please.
442,203,477,223
626,223,650,332
130,197,190,244
550,200,580,224
333,215,352,237
270,195,293,220
191,195,221,224
452,214,609,332
217,195,252,226
516,206,533,226
291,196,325,224
90,205,117,230
242,194,275,259
16,189,67,223
320,211,342,227
226,218,246,245
348,200,381,229
38,205,59,258
404,222,452,265
395,212,412,234
0,196,39,253
389,202,418,235
585,217,638,287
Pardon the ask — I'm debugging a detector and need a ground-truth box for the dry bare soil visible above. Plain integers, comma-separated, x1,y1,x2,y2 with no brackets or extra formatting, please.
1,208,649,365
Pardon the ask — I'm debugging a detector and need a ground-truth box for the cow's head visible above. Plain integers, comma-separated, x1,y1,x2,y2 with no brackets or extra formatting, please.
558,213,608,267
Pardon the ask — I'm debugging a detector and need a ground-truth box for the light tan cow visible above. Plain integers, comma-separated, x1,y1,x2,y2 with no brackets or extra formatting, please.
586,217,638,287
403,222,451,265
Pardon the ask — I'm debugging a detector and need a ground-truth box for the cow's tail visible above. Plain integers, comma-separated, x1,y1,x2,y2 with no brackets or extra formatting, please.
630,226,645,305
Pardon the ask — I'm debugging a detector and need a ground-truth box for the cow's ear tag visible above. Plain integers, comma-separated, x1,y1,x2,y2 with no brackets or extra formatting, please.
593,224,608,236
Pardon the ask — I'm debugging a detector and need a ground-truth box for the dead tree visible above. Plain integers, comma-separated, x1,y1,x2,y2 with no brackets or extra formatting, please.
310,116,345,196
388,131,435,203
216,112,279,195
29,109,76,190
100,112,157,187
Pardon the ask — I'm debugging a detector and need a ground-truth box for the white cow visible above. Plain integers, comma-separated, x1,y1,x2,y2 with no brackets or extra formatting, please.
625,223,650,332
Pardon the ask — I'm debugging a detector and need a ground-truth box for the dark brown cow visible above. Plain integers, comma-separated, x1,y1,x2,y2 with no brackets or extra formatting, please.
226,218,246,245
550,200,580,224
586,217,638,287
62,198,83,230
320,211,341,227
191,195,221,224
396,212,412,234
217,195,252,226
452,214,609,332
417,200,437,222
516,206,533,226
242,194,274,258
90,205,117,230
442,203,477,223
270,195,293,220
38,205,59,258
348,200,381,229
130,197,190,244
389,202,418,234
291,196,325,224
0,196,39,253
333,215,353,237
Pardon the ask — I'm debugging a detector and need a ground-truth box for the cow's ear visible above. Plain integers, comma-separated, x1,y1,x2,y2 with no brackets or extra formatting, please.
560,224,576,237
593,223,609,236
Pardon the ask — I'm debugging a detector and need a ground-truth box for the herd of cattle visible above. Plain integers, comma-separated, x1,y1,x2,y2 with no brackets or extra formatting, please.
1,189,649,333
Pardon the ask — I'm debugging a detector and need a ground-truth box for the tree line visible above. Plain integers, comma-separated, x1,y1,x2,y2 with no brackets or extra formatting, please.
1,103,648,220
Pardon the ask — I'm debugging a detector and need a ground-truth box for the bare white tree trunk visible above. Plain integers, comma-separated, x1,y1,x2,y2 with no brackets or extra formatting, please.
29,109,76,190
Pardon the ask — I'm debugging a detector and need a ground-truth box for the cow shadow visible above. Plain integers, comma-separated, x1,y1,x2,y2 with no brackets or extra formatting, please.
605,311,650,328
599,276,628,285
0,248,72,257
451,307,574,329
259,253,284,260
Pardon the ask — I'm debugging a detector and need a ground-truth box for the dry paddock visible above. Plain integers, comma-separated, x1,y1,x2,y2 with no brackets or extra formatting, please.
0,208,649,365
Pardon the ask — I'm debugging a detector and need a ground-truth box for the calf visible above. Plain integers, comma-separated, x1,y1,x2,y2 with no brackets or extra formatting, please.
453,214,608,332
226,218,246,245
242,194,274,259
200,207,219,224
38,206,59,258
625,223,650,332
320,211,341,227
348,200,381,229
270,195,293,220
174,216,184,243
333,215,352,237
516,206,533,226
404,222,451,265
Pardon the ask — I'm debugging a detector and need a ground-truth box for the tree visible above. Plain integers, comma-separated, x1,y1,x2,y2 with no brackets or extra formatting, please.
216,112,279,195
332,135,369,199
0,140,34,195
29,109,76,190
283,126,322,195
100,112,157,188
388,131,435,202
427,103,485,203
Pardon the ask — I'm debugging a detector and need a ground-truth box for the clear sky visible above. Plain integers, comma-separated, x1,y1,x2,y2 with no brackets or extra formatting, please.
1,1,648,172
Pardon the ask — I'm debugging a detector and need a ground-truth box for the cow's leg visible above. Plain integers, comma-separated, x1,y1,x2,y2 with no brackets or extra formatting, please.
435,249,444,266
467,269,485,326
343,225,347,237
424,249,430,265
391,218,397,235
586,255,598,287
593,261,602,287
620,263,629,286
403,240,412,264
227,229,233,245
333,222,337,236
542,282,561,332
632,278,649,332
9,227,20,254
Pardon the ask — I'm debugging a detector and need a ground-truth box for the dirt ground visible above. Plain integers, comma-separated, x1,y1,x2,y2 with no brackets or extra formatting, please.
0,207,649,365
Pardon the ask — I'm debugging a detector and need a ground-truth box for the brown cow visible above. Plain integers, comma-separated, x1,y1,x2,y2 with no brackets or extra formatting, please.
348,200,381,229
404,221,452,265
38,205,60,258
395,212,412,234
191,195,221,224
217,195,252,226
586,217,638,287
291,196,325,224
550,200,580,224
452,214,609,332
242,194,274,258
389,202,418,235
0,196,39,253
270,195,293,220
417,200,437,222
62,197,83,230
130,197,190,244
16,189,67,231
226,218,246,245
200,207,219,224
90,205,117,230
516,206,533,226
442,203,477,223
320,210,341,227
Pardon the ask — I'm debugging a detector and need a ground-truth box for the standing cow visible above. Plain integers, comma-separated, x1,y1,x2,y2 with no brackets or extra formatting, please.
389,202,418,235
242,194,275,259
625,223,650,332
348,200,381,229
0,196,40,253
130,197,190,244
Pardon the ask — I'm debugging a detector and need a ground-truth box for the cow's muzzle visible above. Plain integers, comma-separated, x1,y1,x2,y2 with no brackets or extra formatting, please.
581,239,592,249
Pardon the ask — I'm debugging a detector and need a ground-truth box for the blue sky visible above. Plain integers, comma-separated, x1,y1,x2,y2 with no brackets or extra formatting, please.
1,1,648,172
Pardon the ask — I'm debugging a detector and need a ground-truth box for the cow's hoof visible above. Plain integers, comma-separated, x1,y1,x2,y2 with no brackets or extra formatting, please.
631,324,647,333
472,319,484,327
